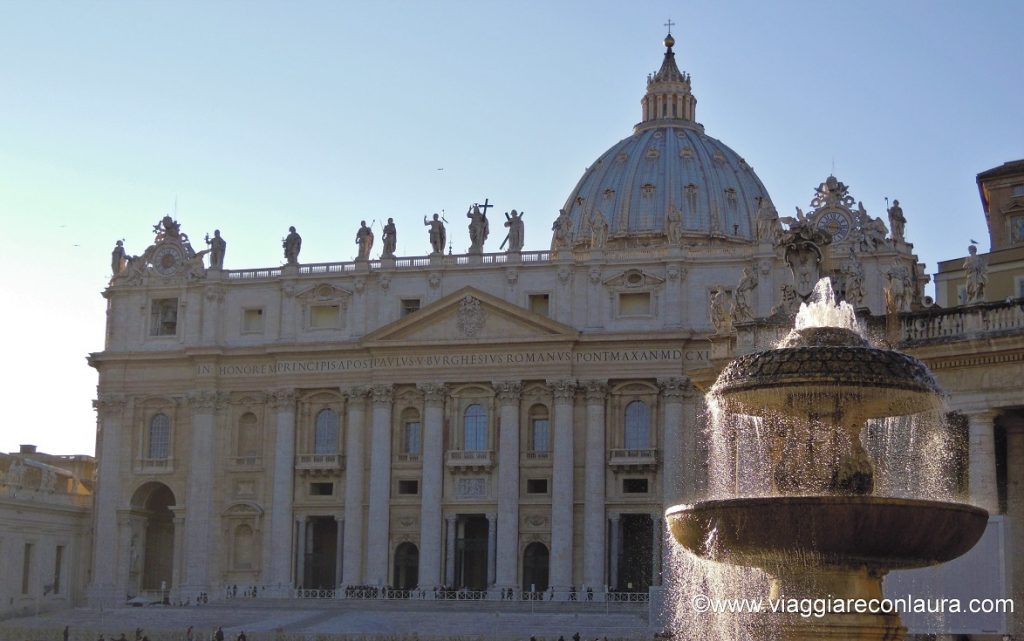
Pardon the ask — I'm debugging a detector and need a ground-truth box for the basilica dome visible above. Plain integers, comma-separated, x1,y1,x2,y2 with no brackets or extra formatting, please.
554,34,773,250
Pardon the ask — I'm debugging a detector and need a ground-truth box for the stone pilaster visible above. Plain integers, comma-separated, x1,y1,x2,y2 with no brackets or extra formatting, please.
89,394,126,605
182,390,225,597
582,380,608,590
295,517,307,587
1003,414,1024,637
419,384,446,588
170,506,186,602
494,381,522,589
266,389,297,593
444,513,457,586
651,513,664,586
365,384,394,585
965,409,1000,514
609,512,621,590
334,516,345,589
659,377,691,507
549,379,577,592
342,386,369,586
486,512,497,587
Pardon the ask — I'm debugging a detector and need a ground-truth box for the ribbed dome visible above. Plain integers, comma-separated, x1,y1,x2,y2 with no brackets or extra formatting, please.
553,33,773,250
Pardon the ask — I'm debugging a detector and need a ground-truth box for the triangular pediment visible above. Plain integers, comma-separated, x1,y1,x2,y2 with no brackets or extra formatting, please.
362,286,579,344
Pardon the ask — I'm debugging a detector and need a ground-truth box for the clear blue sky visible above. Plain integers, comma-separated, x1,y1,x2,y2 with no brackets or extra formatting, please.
1,1,1021,455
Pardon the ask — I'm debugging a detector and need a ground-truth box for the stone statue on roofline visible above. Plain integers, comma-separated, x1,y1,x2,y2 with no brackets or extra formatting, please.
424,213,446,254
355,220,374,260
111,240,127,276
888,199,907,244
964,244,987,304
205,230,226,269
502,210,525,253
283,226,301,265
467,204,490,254
381,218,397,258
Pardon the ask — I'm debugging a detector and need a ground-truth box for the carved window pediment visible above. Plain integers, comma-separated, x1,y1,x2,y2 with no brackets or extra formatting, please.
602,269,665,290
296,283,353,303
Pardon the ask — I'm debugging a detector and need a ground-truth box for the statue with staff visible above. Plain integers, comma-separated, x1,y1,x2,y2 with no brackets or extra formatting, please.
501,210,525,252
424,213,447,254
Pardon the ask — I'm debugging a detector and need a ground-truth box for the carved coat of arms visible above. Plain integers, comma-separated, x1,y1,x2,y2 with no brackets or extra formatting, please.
456,296,486,337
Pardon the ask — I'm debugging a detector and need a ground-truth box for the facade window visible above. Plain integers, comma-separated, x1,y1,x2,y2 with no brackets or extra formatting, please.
624,400,650,449
623,478,649,493
236,412,259,458
401,299,421,316
526,478,549,494
463,404,487,451
313,409,339,454
149,298,178,336
398,479,419,495
310,482,334,496
529,404,550,453
1013,184,1024,197
619,292,651,316
242,308,264,333
310,304,340,329
148,414,171,459
528,293,550,316
404,420,422,455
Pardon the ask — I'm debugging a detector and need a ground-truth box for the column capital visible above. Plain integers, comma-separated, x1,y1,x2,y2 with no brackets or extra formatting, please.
581,380,608,402
493,381,523,403
548,379,578,402
370,384,393,405
608,511,621,523
658,376,694,400
486,512,497,522
444,513,457,525
345,385,371,404
334,514,345,524
267,388,297,409
187,390,227,411
93,394,127,417
419,383,446,406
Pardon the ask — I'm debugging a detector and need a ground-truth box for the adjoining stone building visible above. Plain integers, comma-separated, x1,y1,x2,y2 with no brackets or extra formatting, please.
84,32,1021,640
0,445,94,620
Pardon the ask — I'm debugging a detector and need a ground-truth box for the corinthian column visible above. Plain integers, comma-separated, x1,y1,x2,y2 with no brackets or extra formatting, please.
365,384,394,585
89,394,126,606
343,386,369,586
494,381,522,589
659,377,691,507
418,384,446,588
182,390,224,597
549,379,577,593
581,380,607,591
266,389,297,592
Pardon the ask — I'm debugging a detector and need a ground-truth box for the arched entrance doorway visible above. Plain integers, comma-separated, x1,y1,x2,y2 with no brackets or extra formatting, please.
522,541,549,593
393,542,419,590
129,482,176,593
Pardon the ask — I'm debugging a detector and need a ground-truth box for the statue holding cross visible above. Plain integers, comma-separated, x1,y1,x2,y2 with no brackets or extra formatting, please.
467,199,492,254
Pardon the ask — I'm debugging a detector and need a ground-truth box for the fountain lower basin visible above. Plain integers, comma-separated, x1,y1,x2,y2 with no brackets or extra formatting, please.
666,496,988,571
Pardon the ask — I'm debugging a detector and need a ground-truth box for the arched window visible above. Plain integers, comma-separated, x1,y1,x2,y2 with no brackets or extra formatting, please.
463,404,487,451
522,541,550,593
148,414,170,459
624,400,650,449
402,409,421,456
529,404,550,453
314,409,339,454
233,524,255,570
236,412,259,457
393,542,419,590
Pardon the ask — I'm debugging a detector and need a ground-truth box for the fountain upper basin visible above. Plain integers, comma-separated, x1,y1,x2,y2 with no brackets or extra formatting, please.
714,327,942,420
666,496,988,571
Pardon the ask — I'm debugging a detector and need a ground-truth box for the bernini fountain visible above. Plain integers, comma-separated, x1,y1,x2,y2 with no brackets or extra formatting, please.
666,279,988,640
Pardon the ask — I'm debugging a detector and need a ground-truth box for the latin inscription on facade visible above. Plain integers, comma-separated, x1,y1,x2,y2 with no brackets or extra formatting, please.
196,348,708,377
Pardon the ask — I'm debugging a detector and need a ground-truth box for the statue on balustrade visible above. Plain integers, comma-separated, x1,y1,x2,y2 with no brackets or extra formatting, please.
205,230,226,269
283,226,302,265
964,244,988,304
424,213,447,254
381,218,397,258
355,220,374,260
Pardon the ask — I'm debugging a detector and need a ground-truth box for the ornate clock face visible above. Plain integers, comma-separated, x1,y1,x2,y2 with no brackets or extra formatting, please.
817,210,851,242
153,244,183,275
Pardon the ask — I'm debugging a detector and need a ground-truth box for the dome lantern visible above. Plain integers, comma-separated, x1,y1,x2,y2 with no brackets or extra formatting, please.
641,26,696,126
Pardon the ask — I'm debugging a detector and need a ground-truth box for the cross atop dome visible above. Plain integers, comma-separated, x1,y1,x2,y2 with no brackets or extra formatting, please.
641,22,695,126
